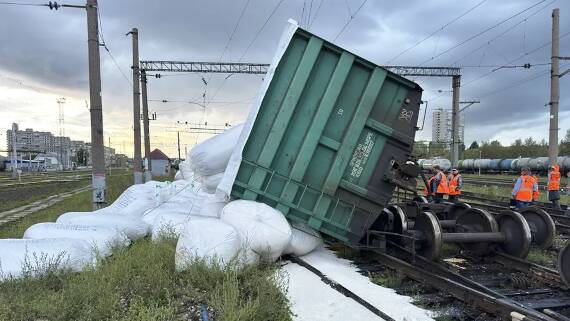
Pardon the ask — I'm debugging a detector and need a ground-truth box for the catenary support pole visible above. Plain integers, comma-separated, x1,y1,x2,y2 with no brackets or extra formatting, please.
11,123,17,178
451,75,461,168
177,131,181,160
86,0,106,208
129,28,143,184
549,8,560,166
140,70,152,182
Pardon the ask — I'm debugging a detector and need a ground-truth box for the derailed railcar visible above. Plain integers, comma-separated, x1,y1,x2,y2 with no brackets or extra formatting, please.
219,21,422,244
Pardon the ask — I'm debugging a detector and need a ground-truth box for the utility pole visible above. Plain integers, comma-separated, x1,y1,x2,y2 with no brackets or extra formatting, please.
128,28,143,184
86,0,106,208
177,131,181,160
451,75,461,169
11,123,18,178
57,97,66,170
140,70,152,181
549,8,560,166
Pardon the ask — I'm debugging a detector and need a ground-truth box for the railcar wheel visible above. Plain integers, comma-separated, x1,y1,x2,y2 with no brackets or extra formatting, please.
414,211,442,261
496,210,532,258
518,207,556,249
455,208,498,255
444,202,471,220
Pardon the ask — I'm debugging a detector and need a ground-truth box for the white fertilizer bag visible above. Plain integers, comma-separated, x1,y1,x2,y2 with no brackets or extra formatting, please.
151,213,191,241
178,160,194,181
175,218,243,270
0,238,97,280
189,124,243,176
284,222,323,256
23,223,130,258
221,200,291,261
198,193,227,218
56,213,149,240
198,172,224,193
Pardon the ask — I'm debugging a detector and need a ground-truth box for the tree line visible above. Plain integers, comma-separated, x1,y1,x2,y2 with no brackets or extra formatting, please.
413,129,570,160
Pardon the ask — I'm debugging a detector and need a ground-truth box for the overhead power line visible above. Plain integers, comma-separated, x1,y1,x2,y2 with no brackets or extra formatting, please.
333,0,368,42
418,0,549,66
462,30,570,88
386,0,488,64
451,0,556,66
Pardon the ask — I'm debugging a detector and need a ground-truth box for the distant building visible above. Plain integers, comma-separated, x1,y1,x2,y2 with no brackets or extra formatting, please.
431,109,464,146
147,148,170,177
6,123,73,169
5,123,115,170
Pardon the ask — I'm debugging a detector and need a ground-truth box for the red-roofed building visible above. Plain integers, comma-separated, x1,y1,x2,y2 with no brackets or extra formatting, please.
147,148,170,177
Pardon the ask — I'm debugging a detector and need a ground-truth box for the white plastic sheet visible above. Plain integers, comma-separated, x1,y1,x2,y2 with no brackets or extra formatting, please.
221,200,291,261
175,218,244,270
56,213,149,240
189,124,244,176
0,238,97,280
284,222,323,256
23,223,130,257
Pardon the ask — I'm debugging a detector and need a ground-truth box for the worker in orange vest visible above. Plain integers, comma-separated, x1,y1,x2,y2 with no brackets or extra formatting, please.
532,174,540,204
447,169,463,203
512,167,537,209
431,165,449,204
548,165,561,209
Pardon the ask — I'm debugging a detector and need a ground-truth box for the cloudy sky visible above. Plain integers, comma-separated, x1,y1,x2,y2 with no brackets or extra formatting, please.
0,0,568,157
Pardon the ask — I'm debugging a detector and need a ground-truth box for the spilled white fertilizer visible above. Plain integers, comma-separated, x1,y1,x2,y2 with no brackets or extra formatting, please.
283,248,434,321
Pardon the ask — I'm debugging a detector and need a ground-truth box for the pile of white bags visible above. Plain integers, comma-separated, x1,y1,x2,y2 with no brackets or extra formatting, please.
23,223,130,257
220,200,292,261
0,238,97,280
189,124,243,177
284,222,323,256
150,213,192,241
56,213,149,241
175,218,245,270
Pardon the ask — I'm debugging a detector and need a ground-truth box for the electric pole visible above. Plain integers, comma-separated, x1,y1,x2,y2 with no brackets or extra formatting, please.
549,8,560,166
177,131,181,160
57,97,66,170
128,28,143,184
11,123,18,178
87,0,106,208
451,75,461,168
140,70,152,181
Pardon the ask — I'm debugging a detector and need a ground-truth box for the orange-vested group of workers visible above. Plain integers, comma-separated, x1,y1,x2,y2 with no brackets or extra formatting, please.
511,165,562,209
424,165,564,209
423,165,463,204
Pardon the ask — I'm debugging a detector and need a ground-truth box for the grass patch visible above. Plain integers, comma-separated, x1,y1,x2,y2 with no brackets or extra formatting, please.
369,268,405,288
0,172,133,239
327,243,360,260
0,237,291,321
527,248,557,268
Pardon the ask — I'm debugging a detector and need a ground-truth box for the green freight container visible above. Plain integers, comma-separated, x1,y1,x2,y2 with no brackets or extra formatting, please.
229,23,423,244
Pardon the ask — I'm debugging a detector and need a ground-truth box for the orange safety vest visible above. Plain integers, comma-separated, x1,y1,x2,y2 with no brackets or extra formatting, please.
515,175,534,202
448,174,461,195
424,176,435,196
436,172,449,194
532,176,539,201
548,165,561,191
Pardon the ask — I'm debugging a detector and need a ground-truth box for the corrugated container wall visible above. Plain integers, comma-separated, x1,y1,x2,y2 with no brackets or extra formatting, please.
230,26,423,243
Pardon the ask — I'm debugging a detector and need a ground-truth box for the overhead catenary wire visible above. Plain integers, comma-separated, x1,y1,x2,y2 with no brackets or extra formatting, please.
333,0,368,42
96,3,131,85
451,0,557,66
386,0,488,64
207,0,286,104
462,30,570,88
418,0,549,66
